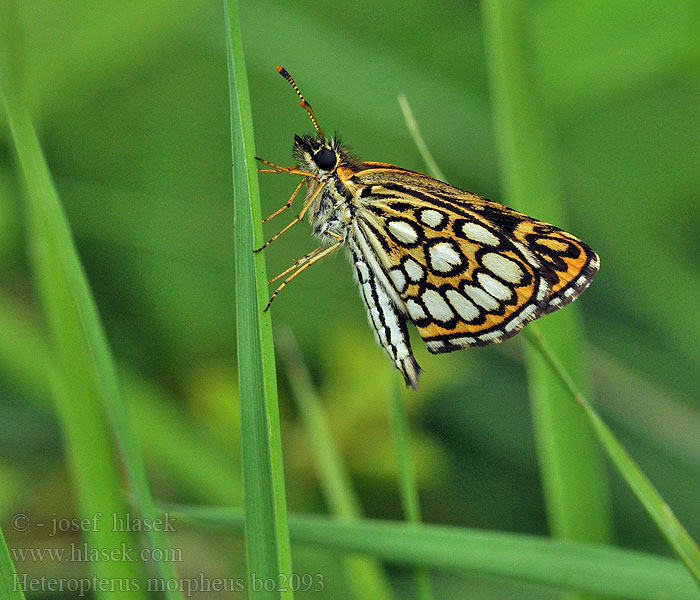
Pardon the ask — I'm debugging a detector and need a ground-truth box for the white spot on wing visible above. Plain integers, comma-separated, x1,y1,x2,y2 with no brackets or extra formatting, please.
404,258,424,282
445,290,480,321
426,340,445,352
419,209,444,228
351,226,407,311
477,272,512,301
429,242,463,273
451,336,477,346
463,285,500,311
406,299,427,321
482,252,523,284
478,330,504,342
513,240,540,268
362,282,376,308
388,220,419,245
462,222,500,246
422,289,454,322
505,304,537,332
387,317,404,347
355,261,370,283
389,268,407,293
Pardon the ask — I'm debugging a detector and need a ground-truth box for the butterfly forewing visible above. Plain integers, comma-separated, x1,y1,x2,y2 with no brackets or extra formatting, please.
347,165,599,354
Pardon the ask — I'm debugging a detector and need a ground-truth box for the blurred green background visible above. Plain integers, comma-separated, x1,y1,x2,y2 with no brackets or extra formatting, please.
1,0,699,597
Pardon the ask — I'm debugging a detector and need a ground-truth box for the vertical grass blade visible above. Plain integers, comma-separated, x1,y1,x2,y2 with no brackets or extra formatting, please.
525,329,700,587
278,331,393,600
389,379,434,600
0,527,25,600
223,1,293,597
480,0,614,578
0,6,178,596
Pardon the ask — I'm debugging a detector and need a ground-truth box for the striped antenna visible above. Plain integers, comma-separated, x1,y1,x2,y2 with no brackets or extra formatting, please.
277,66,326,143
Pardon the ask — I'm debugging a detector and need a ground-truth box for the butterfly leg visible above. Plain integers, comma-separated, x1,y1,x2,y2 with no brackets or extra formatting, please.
262,180,305,223
255,180,327,252
267,244,328,285
264,239,342,311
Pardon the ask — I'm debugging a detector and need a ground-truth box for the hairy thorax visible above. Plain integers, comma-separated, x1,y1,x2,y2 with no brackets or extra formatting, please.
304,168,356,242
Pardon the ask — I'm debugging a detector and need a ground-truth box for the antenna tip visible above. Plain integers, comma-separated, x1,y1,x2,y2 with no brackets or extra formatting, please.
277,65,288,77
299,100,306,107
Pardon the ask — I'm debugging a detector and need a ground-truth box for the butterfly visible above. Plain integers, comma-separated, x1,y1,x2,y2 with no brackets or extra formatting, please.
256,67,599,389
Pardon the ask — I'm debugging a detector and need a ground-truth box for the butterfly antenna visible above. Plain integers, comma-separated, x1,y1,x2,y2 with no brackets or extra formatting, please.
277,66,326,144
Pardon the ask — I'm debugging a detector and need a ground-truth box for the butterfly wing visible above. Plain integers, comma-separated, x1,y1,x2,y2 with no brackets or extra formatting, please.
347,166,599,354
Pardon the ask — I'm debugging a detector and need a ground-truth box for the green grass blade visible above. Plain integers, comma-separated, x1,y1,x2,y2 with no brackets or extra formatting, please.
397,93,447,183
0,7,178,596
389,378,434,600
223,1,293,597
0,527,25,600
480,0,614,572
170,505,700,600
525,329,700,587
278,331,393,600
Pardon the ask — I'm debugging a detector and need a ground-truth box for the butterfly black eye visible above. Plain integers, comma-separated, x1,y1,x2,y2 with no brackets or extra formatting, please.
313,148,336,170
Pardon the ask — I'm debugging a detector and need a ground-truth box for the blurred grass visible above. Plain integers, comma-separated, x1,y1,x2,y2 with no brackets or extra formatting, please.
527,329,700,585
0,296,241,506
0,0,698,598
389,379,434,600
279,330,393,600
0,4,178,595
481,1,614,589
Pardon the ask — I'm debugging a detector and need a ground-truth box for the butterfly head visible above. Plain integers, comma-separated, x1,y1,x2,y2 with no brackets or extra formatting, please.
292,133,340,176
